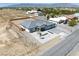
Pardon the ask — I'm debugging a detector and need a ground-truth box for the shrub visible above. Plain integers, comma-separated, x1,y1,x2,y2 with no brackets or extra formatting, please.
68,19,77,27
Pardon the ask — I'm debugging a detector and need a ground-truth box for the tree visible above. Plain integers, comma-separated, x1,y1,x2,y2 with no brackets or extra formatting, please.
37,8,41,11
68,19,77,27
46,14,50,20
50,13,55,18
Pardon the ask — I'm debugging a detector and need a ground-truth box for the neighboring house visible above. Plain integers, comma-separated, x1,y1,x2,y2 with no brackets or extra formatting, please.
26,10,43,17
74,13,79,20
64,15,76,20
49,16,67,24
74,13,79,17
58,17,67,20
49,18,61,23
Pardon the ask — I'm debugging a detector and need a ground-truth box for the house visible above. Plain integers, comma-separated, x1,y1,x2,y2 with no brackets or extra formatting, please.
26,9,43,17
20,20,56,33
64,15,76,20
74,13,79,17
49,18,60,23
49,16,67,24
58,17,67,20
74,13,79,20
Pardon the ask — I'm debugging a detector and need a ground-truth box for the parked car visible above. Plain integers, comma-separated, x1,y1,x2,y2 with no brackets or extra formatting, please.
59,20,64,24
63,20,68,24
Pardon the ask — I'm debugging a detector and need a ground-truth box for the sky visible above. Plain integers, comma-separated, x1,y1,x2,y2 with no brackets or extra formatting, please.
0,3,79,7
0,0,79,7
0,3,13,7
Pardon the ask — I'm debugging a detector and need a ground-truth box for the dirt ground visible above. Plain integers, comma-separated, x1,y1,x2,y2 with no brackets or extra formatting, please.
0,24,51,56
0,22,40,56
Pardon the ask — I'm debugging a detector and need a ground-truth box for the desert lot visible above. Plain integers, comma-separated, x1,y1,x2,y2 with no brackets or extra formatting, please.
0,9,40,56
0,22,32,56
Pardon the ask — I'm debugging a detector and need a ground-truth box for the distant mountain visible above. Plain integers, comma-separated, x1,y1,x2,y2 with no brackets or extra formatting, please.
2,3,79,8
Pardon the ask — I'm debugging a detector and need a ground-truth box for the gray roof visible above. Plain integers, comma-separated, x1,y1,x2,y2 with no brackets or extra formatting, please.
21,20,54,29
21,20,36,28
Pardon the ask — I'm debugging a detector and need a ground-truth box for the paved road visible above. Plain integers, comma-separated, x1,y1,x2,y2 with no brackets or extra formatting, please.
41,30,79,56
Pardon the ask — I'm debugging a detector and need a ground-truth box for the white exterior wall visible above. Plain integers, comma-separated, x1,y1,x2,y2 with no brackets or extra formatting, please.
49,18,61,23
49,17,67,23
20,25,30,32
